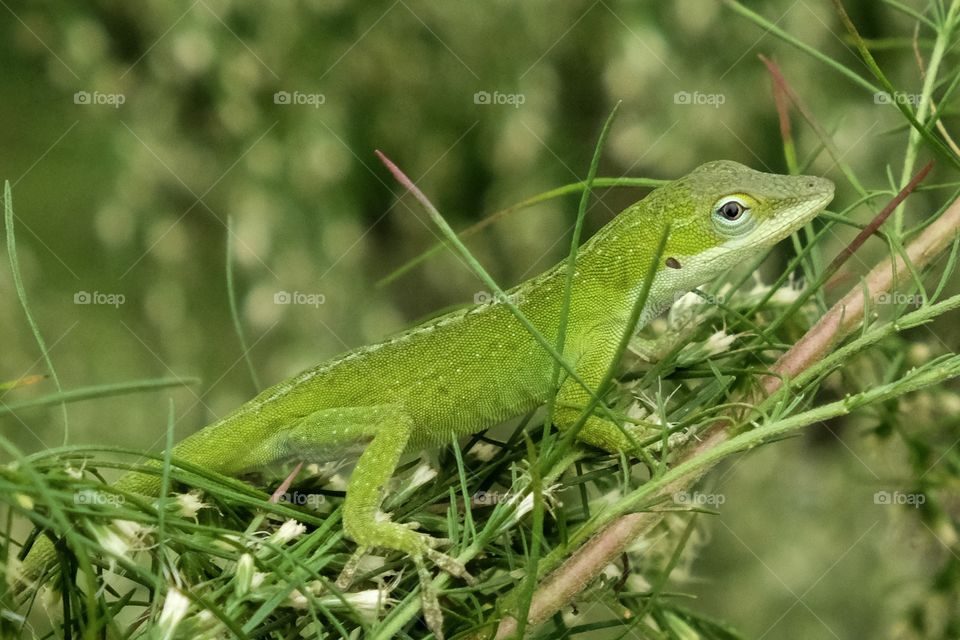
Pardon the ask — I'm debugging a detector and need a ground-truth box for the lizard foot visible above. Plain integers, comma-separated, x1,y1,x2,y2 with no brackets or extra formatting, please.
344,521,475,637
335,546,368,590
424,546,475,585
415,554,446,640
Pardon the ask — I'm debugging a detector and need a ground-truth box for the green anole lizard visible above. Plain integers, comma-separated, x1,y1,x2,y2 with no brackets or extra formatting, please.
20,160,834,637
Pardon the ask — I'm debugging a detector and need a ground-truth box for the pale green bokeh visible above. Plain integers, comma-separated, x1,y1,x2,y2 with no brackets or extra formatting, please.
1,1,956,637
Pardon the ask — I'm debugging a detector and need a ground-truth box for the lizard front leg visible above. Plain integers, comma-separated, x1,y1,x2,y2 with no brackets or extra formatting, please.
553,329,650,457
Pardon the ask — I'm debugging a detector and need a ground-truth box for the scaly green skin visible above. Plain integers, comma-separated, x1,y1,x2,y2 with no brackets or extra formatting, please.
22,161,833,635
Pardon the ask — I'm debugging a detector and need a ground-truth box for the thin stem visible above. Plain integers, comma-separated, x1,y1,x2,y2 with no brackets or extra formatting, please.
895,0,959,232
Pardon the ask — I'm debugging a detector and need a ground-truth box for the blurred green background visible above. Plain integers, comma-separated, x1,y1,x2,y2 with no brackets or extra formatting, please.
1,1,957,637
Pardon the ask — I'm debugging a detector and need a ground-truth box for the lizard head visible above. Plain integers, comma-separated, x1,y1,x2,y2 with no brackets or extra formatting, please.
646,159,834,294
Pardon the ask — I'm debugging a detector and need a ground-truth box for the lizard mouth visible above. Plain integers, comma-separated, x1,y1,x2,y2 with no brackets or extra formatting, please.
763,179,835,245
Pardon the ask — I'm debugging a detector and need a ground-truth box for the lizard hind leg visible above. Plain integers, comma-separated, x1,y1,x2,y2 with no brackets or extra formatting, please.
279,404,472,636
334,406,470,576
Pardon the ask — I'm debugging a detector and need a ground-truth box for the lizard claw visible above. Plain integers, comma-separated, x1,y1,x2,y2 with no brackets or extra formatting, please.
335,546,368,590
414,556,446,640
424,546,475,585
424,534,452,548
397,522,451,549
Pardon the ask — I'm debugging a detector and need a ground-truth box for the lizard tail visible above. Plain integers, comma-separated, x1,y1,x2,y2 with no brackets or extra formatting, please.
17,414,257,588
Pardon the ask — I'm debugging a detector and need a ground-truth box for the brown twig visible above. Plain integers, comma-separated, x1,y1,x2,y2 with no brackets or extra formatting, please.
493,191,960,640
763,190,957,395
269,462,303,503
762,54,797,171
758,54,867,196
822,160,933,283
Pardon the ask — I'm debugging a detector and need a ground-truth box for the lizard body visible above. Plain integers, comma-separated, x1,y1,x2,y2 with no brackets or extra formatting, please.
20,160,834,638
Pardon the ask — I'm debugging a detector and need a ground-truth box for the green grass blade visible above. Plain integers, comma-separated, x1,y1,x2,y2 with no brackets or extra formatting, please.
226,215,261,392
0,377,200,419
4,181,69,445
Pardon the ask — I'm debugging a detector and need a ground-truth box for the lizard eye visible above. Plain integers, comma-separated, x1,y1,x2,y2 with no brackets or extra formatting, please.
711,196,755,236
718,200,745,220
